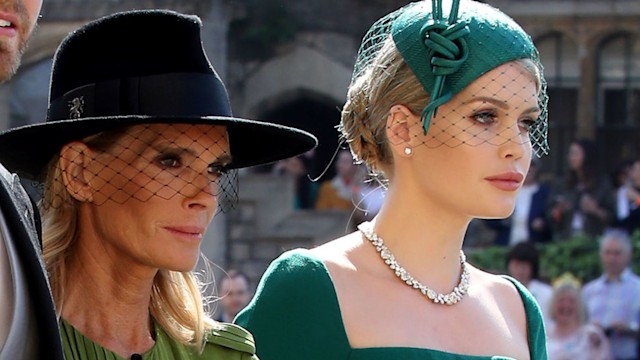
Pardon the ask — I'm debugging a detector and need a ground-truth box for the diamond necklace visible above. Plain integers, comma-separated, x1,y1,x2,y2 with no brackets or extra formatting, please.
358,221,470,305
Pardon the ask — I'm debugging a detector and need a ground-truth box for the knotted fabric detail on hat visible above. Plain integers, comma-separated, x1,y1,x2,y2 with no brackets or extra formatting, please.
418,0,469,134
48,72,232,121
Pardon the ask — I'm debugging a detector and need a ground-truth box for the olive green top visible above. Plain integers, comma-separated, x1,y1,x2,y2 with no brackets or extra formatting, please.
60,318,258,360
236,249,547,360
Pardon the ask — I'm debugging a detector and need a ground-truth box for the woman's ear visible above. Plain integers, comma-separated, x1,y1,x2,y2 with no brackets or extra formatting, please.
385,105,417,157
59,141,95,202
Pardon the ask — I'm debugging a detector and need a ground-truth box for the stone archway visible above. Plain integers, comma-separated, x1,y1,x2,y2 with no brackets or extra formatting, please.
260,92,342,182
242,44,352,120
241,43,353,179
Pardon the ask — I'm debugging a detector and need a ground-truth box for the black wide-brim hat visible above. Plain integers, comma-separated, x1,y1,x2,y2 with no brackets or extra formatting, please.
0,9,317,181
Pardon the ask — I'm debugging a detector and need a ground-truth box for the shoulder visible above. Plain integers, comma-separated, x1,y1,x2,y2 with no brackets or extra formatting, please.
488,273,547,353
466,268,530,317
205,322,256,357
235,248,334,326
235,246,350,359
626,269,640,282
260,248,328,283
582,277,602,295
471,268,523,298
493,273,541,312
472,269,545,334
311,232,362,268
465,268,547,354
623,272,640,297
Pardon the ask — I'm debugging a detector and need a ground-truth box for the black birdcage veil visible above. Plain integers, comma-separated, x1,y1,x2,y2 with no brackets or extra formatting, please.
342,0,549,160
39,123,239,215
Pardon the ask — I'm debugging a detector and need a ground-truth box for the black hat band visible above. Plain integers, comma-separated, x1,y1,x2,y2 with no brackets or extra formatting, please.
47,72,233,121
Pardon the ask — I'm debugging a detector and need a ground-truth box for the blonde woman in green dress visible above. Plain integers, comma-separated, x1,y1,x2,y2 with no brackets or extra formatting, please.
236,0,549,359
0,9,316,360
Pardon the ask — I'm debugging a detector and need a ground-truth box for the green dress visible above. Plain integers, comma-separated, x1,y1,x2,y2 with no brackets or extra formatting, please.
236,249,547,360
60,318,258,360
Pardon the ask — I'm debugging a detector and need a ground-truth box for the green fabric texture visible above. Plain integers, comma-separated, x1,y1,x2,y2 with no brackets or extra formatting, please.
236,249,548,360
391,0,538,109
60,318,258,360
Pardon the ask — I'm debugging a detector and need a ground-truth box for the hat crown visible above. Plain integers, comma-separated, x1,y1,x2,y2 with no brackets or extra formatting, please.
392,0,538,99
48,10,232,121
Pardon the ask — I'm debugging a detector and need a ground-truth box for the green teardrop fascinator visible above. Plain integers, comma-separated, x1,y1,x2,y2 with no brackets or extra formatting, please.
351,0,549,156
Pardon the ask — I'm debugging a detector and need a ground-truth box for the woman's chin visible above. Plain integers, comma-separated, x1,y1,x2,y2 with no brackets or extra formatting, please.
478,208,515,220
162,256,200,273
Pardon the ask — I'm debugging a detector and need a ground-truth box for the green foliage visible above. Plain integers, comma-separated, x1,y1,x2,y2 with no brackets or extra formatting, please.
467,231,640,285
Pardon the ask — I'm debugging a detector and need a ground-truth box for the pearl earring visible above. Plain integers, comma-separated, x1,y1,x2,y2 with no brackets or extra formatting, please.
404,147,412,156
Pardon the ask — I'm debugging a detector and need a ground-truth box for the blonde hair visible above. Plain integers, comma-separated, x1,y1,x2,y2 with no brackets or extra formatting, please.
340,36,428,176
340,35,542,177
40,131,216,350
548,282,586,325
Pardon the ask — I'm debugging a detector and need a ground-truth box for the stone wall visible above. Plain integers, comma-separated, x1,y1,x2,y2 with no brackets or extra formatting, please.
226,173,352,287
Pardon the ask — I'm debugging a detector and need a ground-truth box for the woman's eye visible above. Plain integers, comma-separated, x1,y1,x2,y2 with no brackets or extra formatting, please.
208,164,228,178
157,155,182,169
518,118,536,132
471,110,497,125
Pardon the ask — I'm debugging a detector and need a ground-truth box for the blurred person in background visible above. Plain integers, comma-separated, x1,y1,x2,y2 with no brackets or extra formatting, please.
582,228,640,360
271,150,318,209
547,273,612,360
217,270,252,323
506,241,554,326
548,139,615,240
614,157,640,235
315,148,364,211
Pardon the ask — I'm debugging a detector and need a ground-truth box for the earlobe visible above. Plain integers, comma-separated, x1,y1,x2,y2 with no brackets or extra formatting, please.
59,142,94,202
386,105,416,157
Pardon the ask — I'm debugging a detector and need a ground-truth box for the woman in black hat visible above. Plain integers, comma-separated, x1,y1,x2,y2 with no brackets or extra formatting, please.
0,9,316,360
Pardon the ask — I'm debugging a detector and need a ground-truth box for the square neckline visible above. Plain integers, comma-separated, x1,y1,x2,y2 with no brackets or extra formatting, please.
301,249,529,359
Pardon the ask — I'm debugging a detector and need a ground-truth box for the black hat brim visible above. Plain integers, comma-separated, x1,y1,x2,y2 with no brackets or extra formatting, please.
0,115,318,181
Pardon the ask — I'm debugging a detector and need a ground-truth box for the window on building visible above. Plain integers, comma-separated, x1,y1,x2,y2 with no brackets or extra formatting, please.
598,33,640,126
535,32,579,176
597,33,640,169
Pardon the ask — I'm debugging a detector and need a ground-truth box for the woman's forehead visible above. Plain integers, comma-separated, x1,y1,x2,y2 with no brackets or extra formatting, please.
111,123,230,159
459,63,539,103
125,123,227,139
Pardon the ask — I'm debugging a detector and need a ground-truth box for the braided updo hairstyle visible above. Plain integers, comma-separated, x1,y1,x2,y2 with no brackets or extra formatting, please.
339,36,429,178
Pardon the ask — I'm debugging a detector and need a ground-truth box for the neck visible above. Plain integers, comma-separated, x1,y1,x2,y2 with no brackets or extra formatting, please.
368,181,469,294
61,241,157,357
606,269,625,281
221,312,235,323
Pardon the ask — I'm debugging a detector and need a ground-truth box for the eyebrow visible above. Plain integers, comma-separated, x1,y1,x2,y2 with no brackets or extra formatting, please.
465,96,540,114
214,154,233,167
152,144,233,166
